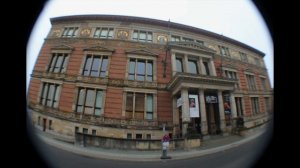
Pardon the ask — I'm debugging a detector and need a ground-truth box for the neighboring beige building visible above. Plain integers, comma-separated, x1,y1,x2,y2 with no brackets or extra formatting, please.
28,15,273,149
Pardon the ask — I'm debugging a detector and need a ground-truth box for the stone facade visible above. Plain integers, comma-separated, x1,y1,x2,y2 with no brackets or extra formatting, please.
28,15,273,149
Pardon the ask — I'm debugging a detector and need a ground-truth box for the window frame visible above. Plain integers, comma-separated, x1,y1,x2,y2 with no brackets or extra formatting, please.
127,57,155,82
239,52,248,63
219,45,230,57
75,87,104,116
39,82,61,108
61,27,79,37
82,54,109,78
48,53,69,73
132,30,153,42
251,97,260,115
246,74,257,90
94,27,114,39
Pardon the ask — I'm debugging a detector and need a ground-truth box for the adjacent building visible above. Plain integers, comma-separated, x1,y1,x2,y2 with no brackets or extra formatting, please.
28,15,273,145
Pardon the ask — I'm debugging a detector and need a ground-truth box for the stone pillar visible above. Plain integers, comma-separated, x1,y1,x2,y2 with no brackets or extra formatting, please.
181,88,190,137
210,59,217,76
199,89,208,135
218,90,226,131
172,97,179,137
199,57,206,75
171,52,176,76
183,54,189,73
230,93,237,118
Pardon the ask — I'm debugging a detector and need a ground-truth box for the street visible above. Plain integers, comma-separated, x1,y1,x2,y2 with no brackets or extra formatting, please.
30,129,273,168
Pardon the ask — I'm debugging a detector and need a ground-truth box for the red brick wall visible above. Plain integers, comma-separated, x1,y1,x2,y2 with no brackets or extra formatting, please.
33,43,51,71
157,91,172,122
59,83,76,112
104,87,123,118
243,96,251,116
157,53,172,83
109,49,127,79
28,78,41,104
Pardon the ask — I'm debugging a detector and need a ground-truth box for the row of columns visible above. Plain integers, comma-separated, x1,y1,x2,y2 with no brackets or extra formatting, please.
174,89,237,137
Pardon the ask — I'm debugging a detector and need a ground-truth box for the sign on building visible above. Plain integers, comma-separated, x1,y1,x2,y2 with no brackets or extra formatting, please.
177,97,183,107
189,95,199,118
206,95,218,103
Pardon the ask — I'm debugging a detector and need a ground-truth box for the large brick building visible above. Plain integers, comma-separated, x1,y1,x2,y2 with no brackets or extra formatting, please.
28,15,272,144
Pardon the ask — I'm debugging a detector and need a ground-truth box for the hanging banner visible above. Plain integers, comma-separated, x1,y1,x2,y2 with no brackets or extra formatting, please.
205,95,218,103
189,94,199,118
177,97,183,107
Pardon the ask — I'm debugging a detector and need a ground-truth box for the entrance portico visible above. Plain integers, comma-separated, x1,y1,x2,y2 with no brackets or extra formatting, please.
168,73,237,138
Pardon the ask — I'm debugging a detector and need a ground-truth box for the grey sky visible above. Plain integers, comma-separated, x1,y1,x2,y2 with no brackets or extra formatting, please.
27,0,273,90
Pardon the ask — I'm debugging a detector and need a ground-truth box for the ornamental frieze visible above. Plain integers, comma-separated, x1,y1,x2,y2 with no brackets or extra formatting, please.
80,28,92,37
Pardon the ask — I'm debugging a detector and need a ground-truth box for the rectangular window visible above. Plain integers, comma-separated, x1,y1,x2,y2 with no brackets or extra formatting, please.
188,60,198,74
127,133,132,139
94,27,114,39
254,58,260,66
260,78,267,90
146,134,151,139
75,126,79,133
128,58,153,81
182,37,194,42
62,27,78,37
82,54,108,77
246,74,256,90
48,120,52,130
196,40,204,45
125,92,154,120
251,97,260,115
132,30,152,42
239,52,248,62
92,129,96,135
83,128,88,134
235,97,244,117
224,70,239,89
176,58,183,72
76,88,103,116
48,53,69,73
136,134,143,139
171,35,180,42
40,83,61,108
203,61,210,75
219,46,230,57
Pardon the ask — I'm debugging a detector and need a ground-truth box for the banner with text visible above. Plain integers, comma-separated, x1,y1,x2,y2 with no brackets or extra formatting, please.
189,94,199,118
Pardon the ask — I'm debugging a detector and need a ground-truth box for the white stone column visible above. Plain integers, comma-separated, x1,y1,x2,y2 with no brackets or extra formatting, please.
181,88,190,137
172,97,179,137
210,59,217,76
199,57,206,75
183,54,189,73
171,52,177,76
230,93,237,118
199,89,208,135
218,90,226,131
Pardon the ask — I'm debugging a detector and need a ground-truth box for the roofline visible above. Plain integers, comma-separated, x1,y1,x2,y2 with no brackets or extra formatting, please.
50,15,265,57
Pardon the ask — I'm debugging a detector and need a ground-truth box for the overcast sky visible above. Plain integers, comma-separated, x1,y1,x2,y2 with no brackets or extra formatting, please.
27,0,273,90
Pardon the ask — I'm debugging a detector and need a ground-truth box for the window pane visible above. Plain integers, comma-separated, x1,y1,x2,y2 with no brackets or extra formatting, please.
47,84,55,106
147,33,152,41
100,57,108,77
85,89,95,107
53,85,60,108
73,28,78,37
135,93,145,112
91,57,100,76
176,58,183,72
133,31,138,39
139,32,146,40
146,113,153,120
67,28,74,36
49,55,57,72
77,89,85,106
146,94,153,112
76,106,83,113
83,57,92,76
42,83,48,105
188,60,198,74
137,61,145,81
95,109,101,116
108,29,114,38
61,55,69,73
100,28,108,38
129,60,135,73
95,91,103,108
146,61,153,81
54,56,63,73
94,28,100,37
126,93,133,111
203,62,210,75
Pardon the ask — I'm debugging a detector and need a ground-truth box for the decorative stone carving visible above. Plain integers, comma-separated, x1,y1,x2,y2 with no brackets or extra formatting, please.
117,30,129,39
157,35,167,43
80,28,91,37
52,29,61,37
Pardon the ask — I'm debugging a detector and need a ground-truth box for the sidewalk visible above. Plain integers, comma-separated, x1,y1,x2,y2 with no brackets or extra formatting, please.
35,124,268,162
